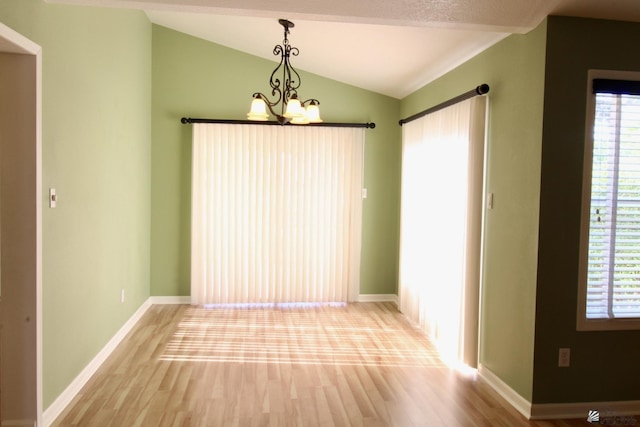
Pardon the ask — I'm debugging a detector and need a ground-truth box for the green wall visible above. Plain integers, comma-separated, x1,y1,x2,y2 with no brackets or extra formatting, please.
401,23,548,400
533,16,640,403
150,25,401,297
0,0,152,408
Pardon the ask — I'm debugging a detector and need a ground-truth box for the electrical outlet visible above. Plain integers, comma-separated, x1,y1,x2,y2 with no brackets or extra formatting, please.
121,289,125,303
558,348,570,367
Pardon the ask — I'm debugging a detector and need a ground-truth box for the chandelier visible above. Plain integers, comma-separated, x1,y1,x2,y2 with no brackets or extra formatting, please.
247,19,322,125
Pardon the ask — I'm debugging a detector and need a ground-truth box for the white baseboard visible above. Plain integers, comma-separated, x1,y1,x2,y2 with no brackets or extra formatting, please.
148,295,190,304
530,400,640,420
150,295,396,305
1,420,36,427
479,364,640,421
42,299,152,426
357,294,398,304
478,364,532,419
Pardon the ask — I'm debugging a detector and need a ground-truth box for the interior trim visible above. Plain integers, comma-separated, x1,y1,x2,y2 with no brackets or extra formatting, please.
477,364,532,419
530,400,640,420
42,300,152,426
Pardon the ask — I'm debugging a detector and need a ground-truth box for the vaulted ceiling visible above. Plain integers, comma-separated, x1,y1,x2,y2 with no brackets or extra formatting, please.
50,0,640,98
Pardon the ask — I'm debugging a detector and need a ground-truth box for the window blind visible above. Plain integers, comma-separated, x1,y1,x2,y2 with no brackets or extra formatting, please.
586,85,640,319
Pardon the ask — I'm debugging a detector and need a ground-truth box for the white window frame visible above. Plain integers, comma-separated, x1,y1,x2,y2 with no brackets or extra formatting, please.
578,69,640,331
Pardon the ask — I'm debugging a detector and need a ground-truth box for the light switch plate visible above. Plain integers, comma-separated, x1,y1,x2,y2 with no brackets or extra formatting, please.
49,188,57,208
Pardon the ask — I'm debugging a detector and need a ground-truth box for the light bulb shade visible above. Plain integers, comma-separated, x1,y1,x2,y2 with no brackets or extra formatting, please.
247,98,269,121
305,103,322,123
291,113,310,124
283,98,304,118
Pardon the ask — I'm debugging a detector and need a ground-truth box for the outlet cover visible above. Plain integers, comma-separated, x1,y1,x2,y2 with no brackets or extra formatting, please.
558,348,570,367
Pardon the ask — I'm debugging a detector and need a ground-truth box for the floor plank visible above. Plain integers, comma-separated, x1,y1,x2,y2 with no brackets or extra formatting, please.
52,303,607,426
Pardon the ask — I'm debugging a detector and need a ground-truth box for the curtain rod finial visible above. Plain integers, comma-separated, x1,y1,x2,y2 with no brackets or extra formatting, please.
476,84,490,95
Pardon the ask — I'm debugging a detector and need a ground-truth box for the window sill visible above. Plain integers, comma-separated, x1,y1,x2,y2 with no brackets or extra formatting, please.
577,317,640,331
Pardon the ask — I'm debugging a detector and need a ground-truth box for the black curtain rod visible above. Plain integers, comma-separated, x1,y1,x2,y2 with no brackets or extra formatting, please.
181,117,376,129
399,84,490,126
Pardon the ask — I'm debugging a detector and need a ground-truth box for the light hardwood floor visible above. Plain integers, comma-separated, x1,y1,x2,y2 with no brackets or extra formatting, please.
52,303,594,426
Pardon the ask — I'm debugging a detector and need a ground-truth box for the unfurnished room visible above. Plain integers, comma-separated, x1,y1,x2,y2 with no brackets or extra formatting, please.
1,0,639,425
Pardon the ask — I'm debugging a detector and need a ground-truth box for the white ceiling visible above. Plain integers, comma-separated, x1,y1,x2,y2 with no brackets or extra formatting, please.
49,0,640,99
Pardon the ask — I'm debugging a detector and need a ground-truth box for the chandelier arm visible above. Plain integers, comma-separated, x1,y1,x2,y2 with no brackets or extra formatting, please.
283,46,301,104
300,98,320,106
267,45,285,107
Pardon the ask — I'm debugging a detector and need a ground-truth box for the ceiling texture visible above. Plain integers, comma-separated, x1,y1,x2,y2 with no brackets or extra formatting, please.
50,0,640,99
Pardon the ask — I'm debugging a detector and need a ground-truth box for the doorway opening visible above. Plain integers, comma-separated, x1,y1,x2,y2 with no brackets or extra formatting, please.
0,22,43,427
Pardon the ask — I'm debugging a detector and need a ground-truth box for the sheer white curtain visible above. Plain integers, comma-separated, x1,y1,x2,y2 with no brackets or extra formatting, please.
399,96,486,368
191,123,364,305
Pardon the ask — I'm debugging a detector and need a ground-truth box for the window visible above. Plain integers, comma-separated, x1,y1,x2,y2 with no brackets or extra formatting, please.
578,70,640,330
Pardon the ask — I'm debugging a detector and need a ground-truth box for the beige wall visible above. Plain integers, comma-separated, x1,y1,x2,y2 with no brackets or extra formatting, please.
0,52,38,423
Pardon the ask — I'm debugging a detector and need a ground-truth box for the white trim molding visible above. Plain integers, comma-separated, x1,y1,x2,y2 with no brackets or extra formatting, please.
479,364,640,421
43,300,152,426
1,421,36,427
478,364,532,419
148,295,191,304
357,294,398,304
530,400,640,420
151,295,397,305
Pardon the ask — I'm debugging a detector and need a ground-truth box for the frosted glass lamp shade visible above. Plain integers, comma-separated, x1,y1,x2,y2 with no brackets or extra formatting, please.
291,113,310,124
283,98,304,118
306,103,322,123
247,98,269,121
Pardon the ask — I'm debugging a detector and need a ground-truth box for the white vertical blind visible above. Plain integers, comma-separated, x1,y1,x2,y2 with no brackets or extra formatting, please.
190,123,364,305
399,97,486,367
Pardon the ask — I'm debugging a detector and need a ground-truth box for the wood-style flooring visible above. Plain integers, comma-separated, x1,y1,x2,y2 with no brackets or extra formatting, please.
52,303,595,426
